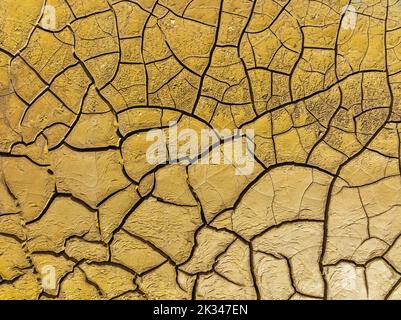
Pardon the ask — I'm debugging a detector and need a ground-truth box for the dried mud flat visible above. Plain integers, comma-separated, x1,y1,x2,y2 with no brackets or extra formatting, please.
1,0,401,300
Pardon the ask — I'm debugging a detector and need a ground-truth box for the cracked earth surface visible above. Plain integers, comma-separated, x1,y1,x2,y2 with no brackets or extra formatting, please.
1,0,401,300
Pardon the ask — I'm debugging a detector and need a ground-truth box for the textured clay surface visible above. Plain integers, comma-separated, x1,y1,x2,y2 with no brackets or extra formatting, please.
1,0,401,300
